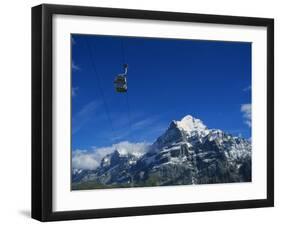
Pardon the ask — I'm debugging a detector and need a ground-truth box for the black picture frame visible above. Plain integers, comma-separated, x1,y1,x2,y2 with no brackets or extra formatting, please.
32,4,274,222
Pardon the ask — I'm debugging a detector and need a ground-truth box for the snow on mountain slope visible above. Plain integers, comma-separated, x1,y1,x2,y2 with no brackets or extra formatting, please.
153,115,210,150
72,115,251,189
175,115,207,134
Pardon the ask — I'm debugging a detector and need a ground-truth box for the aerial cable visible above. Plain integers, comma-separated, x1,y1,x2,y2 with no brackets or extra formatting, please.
84,38,118,144
121,38,126,69
125,90,133,134
120,38,134,142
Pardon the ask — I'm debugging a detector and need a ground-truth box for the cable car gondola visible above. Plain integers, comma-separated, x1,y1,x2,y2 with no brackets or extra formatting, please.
114,64,128,93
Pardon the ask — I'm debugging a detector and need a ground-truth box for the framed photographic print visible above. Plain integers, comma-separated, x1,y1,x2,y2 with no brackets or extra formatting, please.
32,4,274,221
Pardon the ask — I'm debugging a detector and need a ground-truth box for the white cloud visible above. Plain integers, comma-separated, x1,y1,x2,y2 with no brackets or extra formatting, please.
72,101,100,134
241,103,252,127
132,118,155,129
111,141,150,157
243,85,251,92
110,118,156,141
72,61,80,70
72,87,78,97
109,115,163,142
72,141,150,170
71,37,76,45
72,150,101,170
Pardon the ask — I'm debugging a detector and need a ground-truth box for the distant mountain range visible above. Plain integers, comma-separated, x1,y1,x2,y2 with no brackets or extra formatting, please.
72,115,251,190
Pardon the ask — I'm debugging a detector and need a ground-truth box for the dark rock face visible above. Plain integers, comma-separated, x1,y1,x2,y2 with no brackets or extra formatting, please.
72,115,251,189
154,121,187,149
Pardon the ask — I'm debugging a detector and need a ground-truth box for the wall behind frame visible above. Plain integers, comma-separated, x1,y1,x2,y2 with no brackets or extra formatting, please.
0,0,279,225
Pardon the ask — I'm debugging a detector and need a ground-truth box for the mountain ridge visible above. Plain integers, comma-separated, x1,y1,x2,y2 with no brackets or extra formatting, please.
72,115,251,190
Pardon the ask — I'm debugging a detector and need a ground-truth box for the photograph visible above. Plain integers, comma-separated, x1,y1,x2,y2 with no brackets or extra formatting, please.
30,3,274,222
71,34,252,190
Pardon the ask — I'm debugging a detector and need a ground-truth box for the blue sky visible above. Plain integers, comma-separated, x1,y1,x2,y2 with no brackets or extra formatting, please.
71,34,251,150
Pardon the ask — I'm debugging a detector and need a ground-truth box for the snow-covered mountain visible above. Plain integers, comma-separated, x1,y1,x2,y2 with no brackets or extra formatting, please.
72,115,251,190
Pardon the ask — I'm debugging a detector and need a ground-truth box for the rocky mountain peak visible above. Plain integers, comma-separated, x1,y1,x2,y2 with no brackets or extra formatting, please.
72,115,252,190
